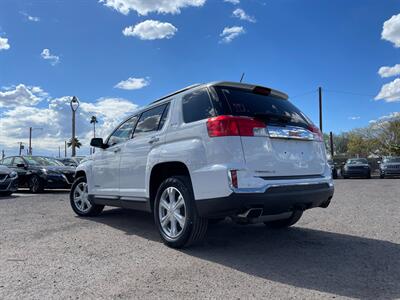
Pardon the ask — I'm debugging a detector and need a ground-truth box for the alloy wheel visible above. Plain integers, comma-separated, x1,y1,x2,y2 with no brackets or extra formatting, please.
73,182,92,213
158,187,187,239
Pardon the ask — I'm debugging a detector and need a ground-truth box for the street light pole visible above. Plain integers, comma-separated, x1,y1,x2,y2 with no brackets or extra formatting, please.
29,127,32,155
70,96,80,157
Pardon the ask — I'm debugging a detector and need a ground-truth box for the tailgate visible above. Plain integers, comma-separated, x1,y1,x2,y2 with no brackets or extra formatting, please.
240,125,326,177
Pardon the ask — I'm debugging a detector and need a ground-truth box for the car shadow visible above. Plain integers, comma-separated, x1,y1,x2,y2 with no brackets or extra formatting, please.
16,189,70,194
92,208,400,299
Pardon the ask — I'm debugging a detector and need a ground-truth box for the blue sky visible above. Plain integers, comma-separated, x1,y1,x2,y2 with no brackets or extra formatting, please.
0,0,400,156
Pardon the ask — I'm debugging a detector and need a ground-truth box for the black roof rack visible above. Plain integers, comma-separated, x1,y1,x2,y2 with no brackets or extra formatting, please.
150,83,202,105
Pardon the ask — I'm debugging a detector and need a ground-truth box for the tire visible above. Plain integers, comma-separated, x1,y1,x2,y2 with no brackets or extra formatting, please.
29,175,44,193
0,191,12,197
366,173,371,179
70,177,104,217
264,210,303,229
154,176,208,248
208,217,225,225
380,174,385,179
343,175,349,179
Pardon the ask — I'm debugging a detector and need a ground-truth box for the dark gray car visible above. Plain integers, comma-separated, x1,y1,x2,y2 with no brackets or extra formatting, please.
342,158,371,179
380,157,400,178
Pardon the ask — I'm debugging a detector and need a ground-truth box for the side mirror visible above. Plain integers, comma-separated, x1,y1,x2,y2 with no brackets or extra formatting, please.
90,138,107,149
16,163,26,168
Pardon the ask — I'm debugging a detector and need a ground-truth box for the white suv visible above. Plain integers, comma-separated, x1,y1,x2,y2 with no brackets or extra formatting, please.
70,82,334,248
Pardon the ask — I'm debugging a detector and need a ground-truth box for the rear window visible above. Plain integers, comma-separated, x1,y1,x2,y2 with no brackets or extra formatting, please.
214,87,310,128
182,89,215,123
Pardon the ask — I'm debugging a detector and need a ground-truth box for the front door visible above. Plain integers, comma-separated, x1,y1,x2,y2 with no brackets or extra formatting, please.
91,116,138,197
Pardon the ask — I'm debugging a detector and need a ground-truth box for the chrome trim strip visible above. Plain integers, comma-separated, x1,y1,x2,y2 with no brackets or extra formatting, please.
92,195,119,200
268,125,314,141
120,196,147,202
232,178,334,194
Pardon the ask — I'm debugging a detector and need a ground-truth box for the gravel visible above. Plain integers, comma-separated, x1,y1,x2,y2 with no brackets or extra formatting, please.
0,179,399,299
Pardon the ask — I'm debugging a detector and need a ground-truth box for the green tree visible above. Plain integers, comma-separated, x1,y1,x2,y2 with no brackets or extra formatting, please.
67,137,82,149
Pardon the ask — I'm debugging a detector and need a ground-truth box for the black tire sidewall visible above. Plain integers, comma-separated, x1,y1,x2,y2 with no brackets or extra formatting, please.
154,176,196,248
29,175,43,193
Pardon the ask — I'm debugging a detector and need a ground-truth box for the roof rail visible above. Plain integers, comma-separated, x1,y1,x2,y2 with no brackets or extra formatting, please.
150,83,202,105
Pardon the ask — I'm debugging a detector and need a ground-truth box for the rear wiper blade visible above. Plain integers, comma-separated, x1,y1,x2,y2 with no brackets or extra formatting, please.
253,112,291,123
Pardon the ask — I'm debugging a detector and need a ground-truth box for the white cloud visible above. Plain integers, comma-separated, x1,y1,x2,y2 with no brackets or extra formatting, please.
0,96,139,155
100,0,205,15
378,64,400,78
219,26,245,43
41,49,60,65
114,77,150,90
369,112,400,124
123,20,177,40
224,0,240,4
232,8,256,23
375,78,400,102
20,12,40,22
0,84,48,108
0,37,10,51
348,116,360,120
382,13,400,47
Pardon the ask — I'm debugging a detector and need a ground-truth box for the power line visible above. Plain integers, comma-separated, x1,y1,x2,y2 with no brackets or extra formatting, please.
324,89,376,98
290,89,317,99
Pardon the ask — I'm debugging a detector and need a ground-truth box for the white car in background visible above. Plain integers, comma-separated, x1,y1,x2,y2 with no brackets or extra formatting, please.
70,82,334,248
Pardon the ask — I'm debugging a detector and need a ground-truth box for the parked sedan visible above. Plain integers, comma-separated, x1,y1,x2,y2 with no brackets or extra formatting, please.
342,158,371,179
380,157,400,178
0,165,18,196
0,156,75,193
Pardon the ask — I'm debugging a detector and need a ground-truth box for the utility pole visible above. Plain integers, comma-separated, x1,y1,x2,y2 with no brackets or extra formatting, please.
318,87,323,132
1,150,5,160
29,127,32,155
329,131,334,158
58,146,61,158
64,141,67,157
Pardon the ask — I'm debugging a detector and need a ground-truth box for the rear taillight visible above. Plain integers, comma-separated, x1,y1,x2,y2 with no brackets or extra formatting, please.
308,124,323,141
207,115,266,137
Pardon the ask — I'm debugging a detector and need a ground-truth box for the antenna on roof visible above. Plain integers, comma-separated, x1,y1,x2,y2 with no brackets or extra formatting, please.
240,72,245,83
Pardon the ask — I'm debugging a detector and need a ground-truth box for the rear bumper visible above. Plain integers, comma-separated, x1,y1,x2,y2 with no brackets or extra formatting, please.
196,183,334,218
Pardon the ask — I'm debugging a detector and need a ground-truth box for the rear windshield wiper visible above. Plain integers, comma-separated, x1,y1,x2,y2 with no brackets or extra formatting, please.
253,112,291,124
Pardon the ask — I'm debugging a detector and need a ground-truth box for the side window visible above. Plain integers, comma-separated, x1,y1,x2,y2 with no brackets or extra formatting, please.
1,157,13,166
182,89,215,123
12,157,25,166
134,104,167,137
108,116,138,146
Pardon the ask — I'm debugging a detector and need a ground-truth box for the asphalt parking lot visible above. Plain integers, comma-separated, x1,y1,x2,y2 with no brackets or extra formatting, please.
0,179,399,299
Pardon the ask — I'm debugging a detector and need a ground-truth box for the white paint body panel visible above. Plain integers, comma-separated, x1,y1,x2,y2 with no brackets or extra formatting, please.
78,82,332,207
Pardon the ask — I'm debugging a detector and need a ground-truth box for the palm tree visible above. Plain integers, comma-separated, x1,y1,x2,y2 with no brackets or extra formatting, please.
67,137,82,149
90,115,98,138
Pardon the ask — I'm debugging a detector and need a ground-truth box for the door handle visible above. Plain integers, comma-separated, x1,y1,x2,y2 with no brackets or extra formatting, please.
148,136,160,144
113,147,121,153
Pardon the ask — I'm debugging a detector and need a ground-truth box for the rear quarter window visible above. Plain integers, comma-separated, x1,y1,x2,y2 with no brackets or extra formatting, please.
182,89,215,123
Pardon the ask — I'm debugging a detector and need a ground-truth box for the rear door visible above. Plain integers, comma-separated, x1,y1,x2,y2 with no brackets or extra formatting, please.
213,86,326,177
